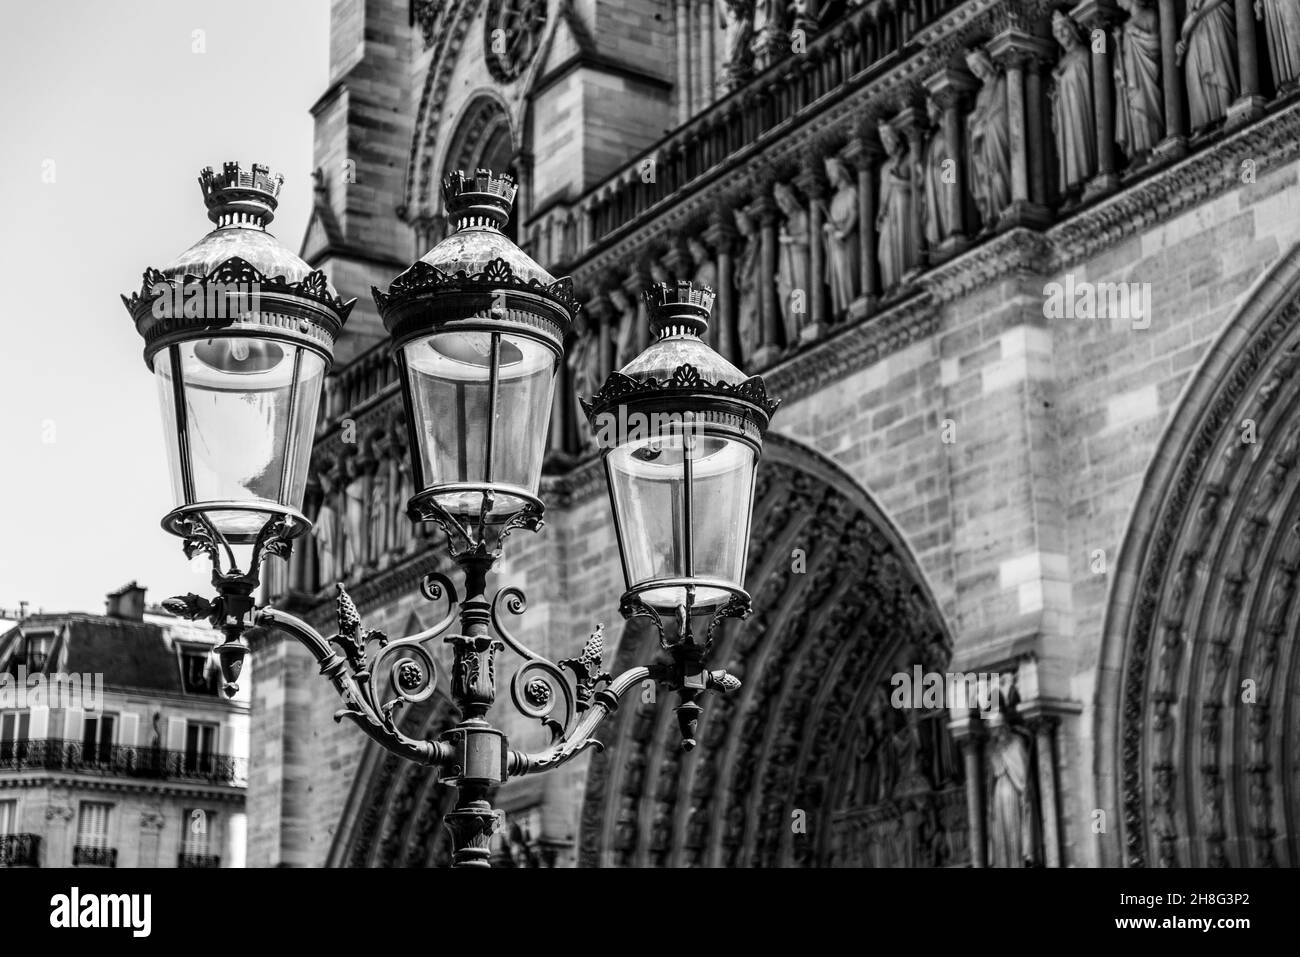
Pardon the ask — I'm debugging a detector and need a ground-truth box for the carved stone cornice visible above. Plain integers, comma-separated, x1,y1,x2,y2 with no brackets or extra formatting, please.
762,292,938,405
921,227,1052,302
1047,101,1300,270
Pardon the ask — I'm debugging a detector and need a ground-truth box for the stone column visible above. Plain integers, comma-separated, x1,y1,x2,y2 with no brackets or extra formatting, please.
950,715,987,868
676,0,694,123
706,210,740,363
989,30,1053,228
842,131,882,309
1027,715,1064,867
1227,0,1267,127
1024,57,1050,206
924,68,977,259
1074,0,1122,199
751,191,783,367
795,159,828,342
699,0,716,106
1154,0,1188,158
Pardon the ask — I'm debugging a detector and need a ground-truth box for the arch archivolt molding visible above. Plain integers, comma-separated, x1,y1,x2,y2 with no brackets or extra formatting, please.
1100,244,1300,867
579,434,966,867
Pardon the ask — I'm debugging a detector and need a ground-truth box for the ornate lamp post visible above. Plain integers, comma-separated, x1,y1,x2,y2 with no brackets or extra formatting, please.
123,164,779,867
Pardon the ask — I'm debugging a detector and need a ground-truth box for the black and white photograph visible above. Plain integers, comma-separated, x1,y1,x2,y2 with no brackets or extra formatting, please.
1,0,1298,937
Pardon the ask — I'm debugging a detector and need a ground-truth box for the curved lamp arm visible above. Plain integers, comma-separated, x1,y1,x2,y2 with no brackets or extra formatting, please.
507,665,654,776
253,591,456,769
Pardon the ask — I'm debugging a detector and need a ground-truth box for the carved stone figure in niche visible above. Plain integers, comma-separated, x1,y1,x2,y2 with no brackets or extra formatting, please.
1114,0,1164,159
733,206,763,362
566,309,599,451
987,722,1037,867
921,96,952,248
608,286,638,369
342,458,365,572
613,794,638,863
875,123,920,291
773,181,810,343
688,236,717,289
965,48,1011,232
1257,0,1300,89
1050,10,1097,197
368,458,389,565
1176,0,1238,129
392,457,414,553
313,496,338,587
719,0,755,92
821,156,859,317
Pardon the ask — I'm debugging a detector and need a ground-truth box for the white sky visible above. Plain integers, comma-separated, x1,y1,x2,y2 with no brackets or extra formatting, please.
0,0,329,614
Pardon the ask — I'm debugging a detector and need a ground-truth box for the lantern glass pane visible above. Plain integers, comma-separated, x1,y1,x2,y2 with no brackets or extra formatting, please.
687,435,756,599
154,336,316,538
608,434,688,604
152,348,187,509
403,330,556,519
607,429,756,609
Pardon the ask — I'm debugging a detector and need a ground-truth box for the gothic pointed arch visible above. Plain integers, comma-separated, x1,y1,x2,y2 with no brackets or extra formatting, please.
578,433,969,867
1096,241,1300,868
326,686,460,867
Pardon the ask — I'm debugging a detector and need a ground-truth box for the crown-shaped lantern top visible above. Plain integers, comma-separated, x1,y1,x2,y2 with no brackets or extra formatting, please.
442,168,518,230
199,162,284,228
646,280,715,339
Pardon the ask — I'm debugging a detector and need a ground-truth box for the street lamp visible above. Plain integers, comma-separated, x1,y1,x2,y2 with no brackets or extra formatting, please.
122,162,354,690
124,164,779,867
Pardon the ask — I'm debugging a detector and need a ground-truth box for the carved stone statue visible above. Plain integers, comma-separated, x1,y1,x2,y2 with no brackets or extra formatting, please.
734,206,763,362
988,723,1037,867
367,463,389,564
921,96,952,247
1050,10,1097,195
608,287,638,369
313,500,338,586
773,181,810,343
1176,0,1239,129
719,0,755,92
821,156,859,316
688,237,718,289
566,309,599,451
1114,0,1164,158
964,47,1011,232
1257,0,1300,88
342,460,366,571
875,123,920,291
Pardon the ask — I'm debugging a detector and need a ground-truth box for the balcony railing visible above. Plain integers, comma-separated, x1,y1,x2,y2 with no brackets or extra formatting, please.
72,845,117,867
177,852,221,868
0,833,40,867
0,739,246,786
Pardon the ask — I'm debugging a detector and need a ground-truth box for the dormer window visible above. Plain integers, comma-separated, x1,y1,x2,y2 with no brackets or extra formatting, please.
181,648,217,696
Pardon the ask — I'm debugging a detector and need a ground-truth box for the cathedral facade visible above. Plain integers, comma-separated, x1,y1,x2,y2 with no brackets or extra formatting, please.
250,0,1300,867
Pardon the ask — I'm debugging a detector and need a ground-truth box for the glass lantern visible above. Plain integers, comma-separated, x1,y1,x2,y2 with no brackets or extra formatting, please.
124,162,353,546
584,281,779,616
375,169,575,533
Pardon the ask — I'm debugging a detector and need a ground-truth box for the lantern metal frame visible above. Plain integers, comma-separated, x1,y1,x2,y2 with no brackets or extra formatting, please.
374,170,577,562
583,281,780,652
131,168,778,868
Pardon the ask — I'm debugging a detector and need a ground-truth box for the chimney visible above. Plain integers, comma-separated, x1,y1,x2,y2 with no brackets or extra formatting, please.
106,582,147,621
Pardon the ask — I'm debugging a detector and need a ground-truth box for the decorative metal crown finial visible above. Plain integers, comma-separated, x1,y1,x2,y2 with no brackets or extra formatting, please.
645,280,715,338
198,161,284,227
442,168,518,230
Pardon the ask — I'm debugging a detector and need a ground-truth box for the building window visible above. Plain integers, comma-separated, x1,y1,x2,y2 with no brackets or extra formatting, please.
74,801,115,867
0,712,30,764
179,808,219,868
184,721,218,775
80,713,116,767
0,800,14,834
21,632,51,672
181,649,216,695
